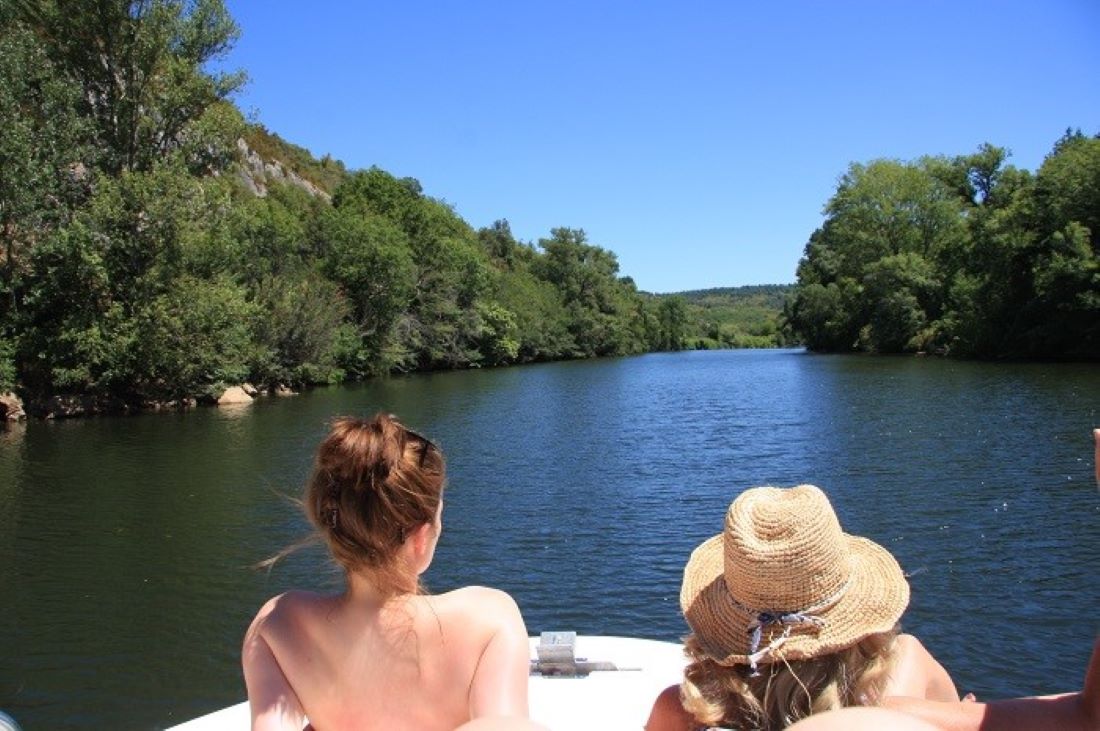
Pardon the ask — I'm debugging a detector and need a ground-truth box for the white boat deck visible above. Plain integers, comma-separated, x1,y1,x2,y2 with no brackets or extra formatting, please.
168,635,686,730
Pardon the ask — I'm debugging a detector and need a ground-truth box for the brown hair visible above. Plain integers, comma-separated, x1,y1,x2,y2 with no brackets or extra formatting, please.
302,413,445,596
679,627,899,730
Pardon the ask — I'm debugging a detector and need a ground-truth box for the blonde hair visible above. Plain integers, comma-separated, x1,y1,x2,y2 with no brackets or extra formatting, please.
679,627,899,730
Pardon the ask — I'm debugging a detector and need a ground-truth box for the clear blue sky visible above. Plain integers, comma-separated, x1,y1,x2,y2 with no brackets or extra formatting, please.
220,1,1100,294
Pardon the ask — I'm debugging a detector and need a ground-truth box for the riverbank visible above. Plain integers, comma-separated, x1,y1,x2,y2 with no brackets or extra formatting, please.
0,382,301,422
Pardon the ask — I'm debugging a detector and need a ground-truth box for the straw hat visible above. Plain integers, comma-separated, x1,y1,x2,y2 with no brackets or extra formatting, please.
680,485,909,668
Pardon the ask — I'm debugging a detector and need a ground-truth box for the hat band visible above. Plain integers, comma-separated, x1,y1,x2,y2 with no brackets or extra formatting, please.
728,574,854,674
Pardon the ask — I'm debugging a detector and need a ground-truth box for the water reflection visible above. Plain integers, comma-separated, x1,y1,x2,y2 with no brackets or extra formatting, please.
211,401,254,419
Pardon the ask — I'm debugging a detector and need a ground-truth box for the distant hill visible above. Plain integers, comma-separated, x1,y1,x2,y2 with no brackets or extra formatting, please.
671,284,794,306
656,284,797,349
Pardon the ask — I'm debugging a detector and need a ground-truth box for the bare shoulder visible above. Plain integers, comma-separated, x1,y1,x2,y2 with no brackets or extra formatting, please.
435,586,523,622
888,633,959,702
652,684,683,714
893,632,945,667
893,632,927,657
252,590,323,618
646,684,693,731
246,590,326,637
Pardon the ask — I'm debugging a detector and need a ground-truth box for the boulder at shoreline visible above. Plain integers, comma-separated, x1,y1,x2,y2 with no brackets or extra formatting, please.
217,386,254,405
0,392,26,422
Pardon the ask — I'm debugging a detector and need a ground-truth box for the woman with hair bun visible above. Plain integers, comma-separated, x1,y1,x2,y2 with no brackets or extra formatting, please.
243,413,531,731
646,484,958,731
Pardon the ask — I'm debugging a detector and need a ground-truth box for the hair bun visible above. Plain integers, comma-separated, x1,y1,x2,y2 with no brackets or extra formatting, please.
366,414,406,487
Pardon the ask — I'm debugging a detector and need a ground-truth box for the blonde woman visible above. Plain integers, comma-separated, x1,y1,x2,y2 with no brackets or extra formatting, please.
243,414,530,731
646,484,958,731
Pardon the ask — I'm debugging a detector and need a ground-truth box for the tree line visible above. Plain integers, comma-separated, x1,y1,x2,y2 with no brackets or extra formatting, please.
0,0,694,414
784,134,1100,358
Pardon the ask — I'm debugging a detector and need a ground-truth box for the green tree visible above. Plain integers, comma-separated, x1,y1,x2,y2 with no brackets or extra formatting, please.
16,0,245,174
0,20,88,319
785,280,861,352
317,207,414,372
492,267,575,362
226,191,310,286
331,170,495,370
401,201,490,369
471,301,520,365
533,228,636,357
249,271,351,386
83,160,214,308
928,143,1011,206
331,167,425,234
860,252,939,352
15,221,123,397
787,159,965,353
1035,133,1100,248
940,161,1037,356
1012,221,1100,357
1014,135,1100,357
128,274,254,401
656,297,688,351
479,219,536,270
824,160,966,269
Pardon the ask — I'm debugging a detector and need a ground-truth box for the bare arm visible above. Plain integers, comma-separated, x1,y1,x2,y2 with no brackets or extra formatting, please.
242,599,307,731
883,636,1100,731
468,590,531,720
1093,428,1099,486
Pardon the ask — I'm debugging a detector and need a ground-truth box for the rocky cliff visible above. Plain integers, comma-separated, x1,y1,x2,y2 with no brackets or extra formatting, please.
235,138,333,201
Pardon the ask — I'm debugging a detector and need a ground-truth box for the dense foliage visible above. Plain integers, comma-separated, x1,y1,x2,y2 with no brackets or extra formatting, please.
785,135,1100,358
0,1,690,414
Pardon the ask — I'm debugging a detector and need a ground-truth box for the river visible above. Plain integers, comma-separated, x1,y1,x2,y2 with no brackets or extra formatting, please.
1,349,1097,729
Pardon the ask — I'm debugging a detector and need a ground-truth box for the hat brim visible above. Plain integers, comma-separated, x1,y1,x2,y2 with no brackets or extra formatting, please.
680,532,910,666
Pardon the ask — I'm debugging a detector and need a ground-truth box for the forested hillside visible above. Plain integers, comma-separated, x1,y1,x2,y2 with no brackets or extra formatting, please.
784,136,1100,358
657,285,795,349
0,0,693,416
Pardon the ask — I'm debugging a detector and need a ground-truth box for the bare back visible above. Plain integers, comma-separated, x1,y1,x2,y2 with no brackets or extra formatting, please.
244,585,529,731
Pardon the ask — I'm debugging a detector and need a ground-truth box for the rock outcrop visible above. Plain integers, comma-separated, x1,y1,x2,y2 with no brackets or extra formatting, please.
217,386,254,405
0,392,26,422
236,139,332,201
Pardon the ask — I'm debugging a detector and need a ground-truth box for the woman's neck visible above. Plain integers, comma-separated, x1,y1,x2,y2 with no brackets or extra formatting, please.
343,569,417,608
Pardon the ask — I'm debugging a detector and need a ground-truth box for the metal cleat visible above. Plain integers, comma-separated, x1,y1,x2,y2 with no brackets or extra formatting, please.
529,631,636,677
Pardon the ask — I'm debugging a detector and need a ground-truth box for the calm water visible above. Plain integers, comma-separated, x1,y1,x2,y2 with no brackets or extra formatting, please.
1,350,1098,729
